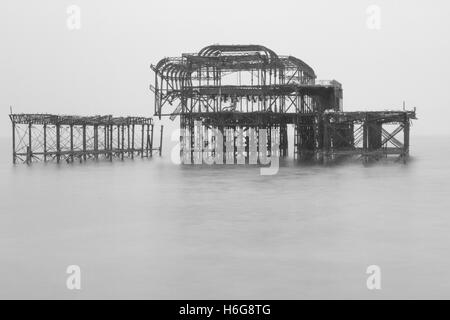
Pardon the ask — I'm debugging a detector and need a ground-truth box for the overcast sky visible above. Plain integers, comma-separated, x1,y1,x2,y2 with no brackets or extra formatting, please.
1,0,449,138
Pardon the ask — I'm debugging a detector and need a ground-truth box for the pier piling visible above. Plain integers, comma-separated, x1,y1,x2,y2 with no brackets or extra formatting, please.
9,114,162,164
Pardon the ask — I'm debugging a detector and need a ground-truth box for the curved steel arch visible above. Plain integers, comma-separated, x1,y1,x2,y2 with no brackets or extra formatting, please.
151,45,327,118
198,44,279,62
286,56,316,79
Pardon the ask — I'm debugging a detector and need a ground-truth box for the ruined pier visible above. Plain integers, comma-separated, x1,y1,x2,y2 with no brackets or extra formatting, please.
152,45,416,164
10,114,163,164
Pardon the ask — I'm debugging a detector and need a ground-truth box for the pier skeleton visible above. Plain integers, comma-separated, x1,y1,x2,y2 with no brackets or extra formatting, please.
9,114,163,164
152,44,416,164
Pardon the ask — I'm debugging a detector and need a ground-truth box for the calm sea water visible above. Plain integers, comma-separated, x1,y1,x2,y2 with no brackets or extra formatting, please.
1,135,450,299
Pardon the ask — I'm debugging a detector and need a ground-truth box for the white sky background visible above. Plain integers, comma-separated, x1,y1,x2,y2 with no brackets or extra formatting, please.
1,0,449,137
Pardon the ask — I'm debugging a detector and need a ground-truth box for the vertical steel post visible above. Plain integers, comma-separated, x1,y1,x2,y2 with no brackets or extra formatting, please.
131,124,135,159
155,71,159,118
141,124,145,158
117,125,120,156
94,125,98,160
28,122,32,164
56,124,61,163
83,125,87,161
104,125,108,159
12,120,16,164
43,124,47,162
70,124,74,163
150,124,154,157
323,115,330,164
146,124,150,157
404,114,410,162
127,125,130,157
110,124,113,161
121,125,125,160
363,113,368,163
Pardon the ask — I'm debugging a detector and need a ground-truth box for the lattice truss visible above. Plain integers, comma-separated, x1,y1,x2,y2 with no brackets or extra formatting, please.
323,111,414,161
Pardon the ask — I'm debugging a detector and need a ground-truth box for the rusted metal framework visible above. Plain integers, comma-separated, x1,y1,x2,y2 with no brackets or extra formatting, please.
10,114,163,164
151,44,416,164
152,45,344,164
323,111,415,164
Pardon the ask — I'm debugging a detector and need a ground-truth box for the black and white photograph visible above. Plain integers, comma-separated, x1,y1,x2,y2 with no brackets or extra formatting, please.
1,0,450,304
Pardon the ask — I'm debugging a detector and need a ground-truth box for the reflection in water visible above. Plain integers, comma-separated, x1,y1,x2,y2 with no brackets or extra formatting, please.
0,136,450,299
